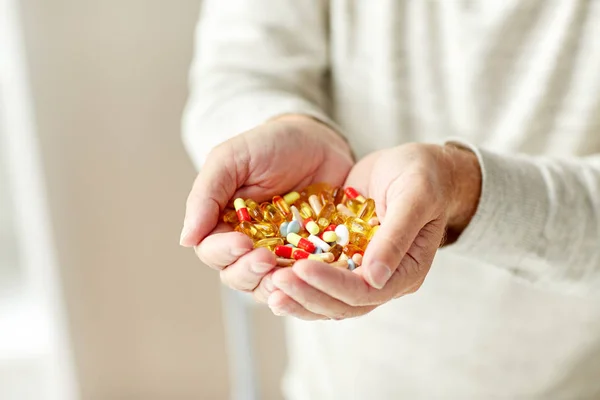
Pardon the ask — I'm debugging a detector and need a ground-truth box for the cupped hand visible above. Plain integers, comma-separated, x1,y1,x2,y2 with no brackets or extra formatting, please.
180,115,353,301
268,143,482,320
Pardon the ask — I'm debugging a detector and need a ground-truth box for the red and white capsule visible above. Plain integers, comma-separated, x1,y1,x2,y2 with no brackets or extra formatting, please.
345,187,366,203
307,235,331,252
234,198,251,222
275,245,310,260
286,232,316,253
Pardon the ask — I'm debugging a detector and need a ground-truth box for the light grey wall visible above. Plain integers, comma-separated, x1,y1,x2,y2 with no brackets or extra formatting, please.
19,1,285,398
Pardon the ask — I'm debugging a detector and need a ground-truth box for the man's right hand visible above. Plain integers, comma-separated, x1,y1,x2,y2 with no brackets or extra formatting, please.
180,115,353,310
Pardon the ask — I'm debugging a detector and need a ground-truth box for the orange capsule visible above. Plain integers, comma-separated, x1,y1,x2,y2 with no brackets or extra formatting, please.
272,195,291,216
343,244,364,258
303,182,333,198
349,232,369,250
328,244,343,260
332,186,345,206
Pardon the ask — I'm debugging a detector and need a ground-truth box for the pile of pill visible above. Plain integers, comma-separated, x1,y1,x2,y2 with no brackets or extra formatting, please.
221,183,380,270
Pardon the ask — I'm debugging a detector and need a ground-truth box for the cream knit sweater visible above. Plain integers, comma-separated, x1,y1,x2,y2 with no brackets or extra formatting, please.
183,1,600,398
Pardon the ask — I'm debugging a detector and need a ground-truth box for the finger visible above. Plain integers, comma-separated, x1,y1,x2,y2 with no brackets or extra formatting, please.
363,189,429,289
267,290,328,321
180,144,244,247
194,224,253,270
219,247,277,292
252,268,280,304
343,151,380,194
293,260,403,306
271,267,374,320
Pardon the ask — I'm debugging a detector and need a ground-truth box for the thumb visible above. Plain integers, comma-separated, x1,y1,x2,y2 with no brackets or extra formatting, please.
362,192,428,289
180,145,242,247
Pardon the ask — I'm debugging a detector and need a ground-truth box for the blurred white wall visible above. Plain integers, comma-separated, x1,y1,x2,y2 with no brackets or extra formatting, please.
18,1,286,399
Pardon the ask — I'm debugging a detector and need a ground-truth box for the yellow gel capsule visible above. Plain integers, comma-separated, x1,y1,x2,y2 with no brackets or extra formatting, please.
346,198,362,214
357,198,376,221
261,203,285,224
272,195,291,216
331,212,347,226
367,225,380,240
316,203,336,229
222,209,239,226
239,221,266,241
245,199,264,222
345,217,371,235
319,189,333,205
283,191,300,205
254,222,279,238
298,202,315,219
254,237,284,251
349,232,369,250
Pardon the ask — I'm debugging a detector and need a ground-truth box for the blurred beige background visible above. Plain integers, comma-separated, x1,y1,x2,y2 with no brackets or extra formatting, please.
18,1,285,398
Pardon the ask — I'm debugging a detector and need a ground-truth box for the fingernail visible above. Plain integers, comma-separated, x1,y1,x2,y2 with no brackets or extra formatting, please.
368,262,392,289
250,262,273,275
270,307,286,316
179,223,192,246
231,248,250,257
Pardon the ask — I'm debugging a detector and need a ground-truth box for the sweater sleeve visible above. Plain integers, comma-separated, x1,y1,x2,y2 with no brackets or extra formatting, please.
447,140,600,296
182,0,336,169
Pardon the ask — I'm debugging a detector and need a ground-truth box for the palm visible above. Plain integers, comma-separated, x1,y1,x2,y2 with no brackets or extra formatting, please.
230,119,353,202
344,148,445,292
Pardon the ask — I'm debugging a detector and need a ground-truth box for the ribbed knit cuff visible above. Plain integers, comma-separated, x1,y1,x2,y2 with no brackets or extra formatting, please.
445,139,549,276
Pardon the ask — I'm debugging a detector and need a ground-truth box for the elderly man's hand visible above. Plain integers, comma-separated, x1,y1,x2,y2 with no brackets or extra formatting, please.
180,115,353,304
267,143,482,320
